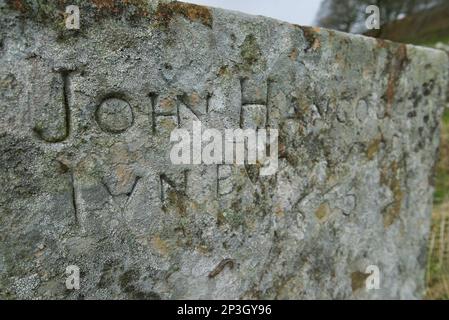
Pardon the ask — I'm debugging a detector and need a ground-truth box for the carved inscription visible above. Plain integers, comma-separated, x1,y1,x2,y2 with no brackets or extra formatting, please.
96,98,134,134
33,69,72,143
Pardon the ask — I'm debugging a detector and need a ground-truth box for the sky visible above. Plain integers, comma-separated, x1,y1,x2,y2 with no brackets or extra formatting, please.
186,0,323,26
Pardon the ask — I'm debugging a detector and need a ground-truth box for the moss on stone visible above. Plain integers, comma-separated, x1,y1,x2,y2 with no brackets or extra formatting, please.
154,1,212,28
5,0,155,31
366,136,382,160
240,34,262,66
381,161,404,228
315,202,330,222
351,271,369,292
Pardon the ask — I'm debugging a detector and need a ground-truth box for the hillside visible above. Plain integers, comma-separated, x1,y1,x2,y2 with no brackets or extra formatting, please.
365,3,449,46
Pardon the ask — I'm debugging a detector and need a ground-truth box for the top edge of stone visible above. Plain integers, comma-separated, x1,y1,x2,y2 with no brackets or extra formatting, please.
1,0,448,57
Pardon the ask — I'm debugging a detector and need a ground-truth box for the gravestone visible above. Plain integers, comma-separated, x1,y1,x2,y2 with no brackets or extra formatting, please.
0,0,448,299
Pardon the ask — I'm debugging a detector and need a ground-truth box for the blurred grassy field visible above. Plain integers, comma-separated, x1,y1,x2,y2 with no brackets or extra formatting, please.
426,108,449,299
433,110,449,206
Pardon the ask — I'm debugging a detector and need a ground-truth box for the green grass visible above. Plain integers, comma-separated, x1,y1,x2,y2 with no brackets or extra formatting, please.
423,37,449,298
434,109,449,205
443,108,449,124
412,34,449,47
426,107,449,299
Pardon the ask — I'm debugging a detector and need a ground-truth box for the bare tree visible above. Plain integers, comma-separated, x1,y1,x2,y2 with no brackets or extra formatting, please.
316,0,359,32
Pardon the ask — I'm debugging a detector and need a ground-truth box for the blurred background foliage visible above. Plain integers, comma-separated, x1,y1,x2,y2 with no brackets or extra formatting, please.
316,0,447,33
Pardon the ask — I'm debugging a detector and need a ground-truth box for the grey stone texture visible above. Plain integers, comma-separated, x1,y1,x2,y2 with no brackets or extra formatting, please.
0,0,448,299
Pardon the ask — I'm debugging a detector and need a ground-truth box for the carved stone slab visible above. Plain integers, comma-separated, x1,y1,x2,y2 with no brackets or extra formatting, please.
0,1,447,299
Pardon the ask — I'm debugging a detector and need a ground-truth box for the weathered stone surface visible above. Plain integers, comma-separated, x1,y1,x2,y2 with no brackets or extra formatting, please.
0,1,448,299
